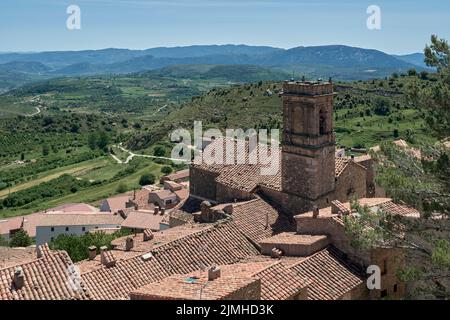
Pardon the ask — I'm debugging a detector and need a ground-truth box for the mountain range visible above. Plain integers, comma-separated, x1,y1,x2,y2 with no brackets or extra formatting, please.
0,44,429,91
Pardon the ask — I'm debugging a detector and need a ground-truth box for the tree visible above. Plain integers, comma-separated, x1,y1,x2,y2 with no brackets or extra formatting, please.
88,133,98,150
139,173,156,186
153,146,166,157
97,131,109,152
393,128,399,138
50,230,131,262
42,144,50,156
407,35,450,137
9,229,32,247
161,166,173,175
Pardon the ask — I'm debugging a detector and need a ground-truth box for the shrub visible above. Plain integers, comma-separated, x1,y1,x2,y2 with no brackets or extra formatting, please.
9,229,32,248
139,173,156,186
161,166,173,175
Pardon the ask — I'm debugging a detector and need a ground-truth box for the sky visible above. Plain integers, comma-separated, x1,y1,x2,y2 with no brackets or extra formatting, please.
1,0,449,54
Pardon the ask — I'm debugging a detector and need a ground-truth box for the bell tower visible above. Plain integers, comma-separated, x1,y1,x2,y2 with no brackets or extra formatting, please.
281,80,335,203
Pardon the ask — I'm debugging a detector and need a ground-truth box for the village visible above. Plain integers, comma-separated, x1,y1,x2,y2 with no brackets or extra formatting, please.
0,79,429,301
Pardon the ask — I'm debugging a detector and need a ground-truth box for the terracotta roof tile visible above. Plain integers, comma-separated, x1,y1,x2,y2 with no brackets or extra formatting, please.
80,220,259,299
0,247,37,269
230,198,296,244
0,244,91,300
290,246,364,300
121,210,164,231
192,138,351,193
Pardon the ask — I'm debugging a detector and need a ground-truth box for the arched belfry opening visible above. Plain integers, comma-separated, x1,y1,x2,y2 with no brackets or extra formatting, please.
319,109,326,135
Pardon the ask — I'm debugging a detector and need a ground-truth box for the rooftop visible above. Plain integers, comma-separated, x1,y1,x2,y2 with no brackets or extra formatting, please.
121,210,165,231
0,244,91,300
36,213,124,227
290,246,364,300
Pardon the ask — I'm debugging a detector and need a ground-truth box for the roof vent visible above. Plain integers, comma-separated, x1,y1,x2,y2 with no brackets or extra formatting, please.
14,267,25,289
88,246,97,260
208,266,221,281
125,237,134,251
100,246,116,268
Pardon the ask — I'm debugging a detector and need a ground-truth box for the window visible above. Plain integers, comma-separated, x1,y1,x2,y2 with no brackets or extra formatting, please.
51,227,54,232
82,227,86,232
165,199,173,205
381,290,388,298
393,284,398,293
50,237,54,242
65,227,69,232
319,109,326,135
381,259,387,275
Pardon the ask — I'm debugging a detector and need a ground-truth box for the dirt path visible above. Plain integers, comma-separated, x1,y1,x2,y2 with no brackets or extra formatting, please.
112,143,190,164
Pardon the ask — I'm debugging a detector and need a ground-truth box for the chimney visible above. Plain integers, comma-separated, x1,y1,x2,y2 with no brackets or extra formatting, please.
14,267,25,289
154,206,160,215
312,206,319,218
194,201,212,223
271,248,283,259
100,246,116,268
160,208,165,215
88,246,97,260
143,229,153,242
208,266,221,281
223,204,233,216
125,237,134,251
36,246,43,258
350,154,355,161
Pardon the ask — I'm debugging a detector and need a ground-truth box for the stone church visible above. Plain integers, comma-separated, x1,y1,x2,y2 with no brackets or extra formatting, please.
190,80,375,215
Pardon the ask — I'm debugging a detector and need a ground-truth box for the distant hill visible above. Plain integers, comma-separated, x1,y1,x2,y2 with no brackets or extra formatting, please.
143,64,291,82
393,53,430,69
0,61,51,74
0,44,427,90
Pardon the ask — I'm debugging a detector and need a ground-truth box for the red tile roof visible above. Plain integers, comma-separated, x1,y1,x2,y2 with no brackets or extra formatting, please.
130,272,259,300
80,220,259,299
254,262,308,300
0,244,91,300
290,246,364,300
102,195,131,213
121,210,164,231
0,247,37,269
192,138,353,194
229,197,296,244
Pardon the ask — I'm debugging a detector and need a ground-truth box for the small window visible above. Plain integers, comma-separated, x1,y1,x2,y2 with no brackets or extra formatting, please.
82,227,86,232
381,290,388,298
381,259,387,275
393,284,398,293
51,227,54,232
50,237,54,242
65,227,69,232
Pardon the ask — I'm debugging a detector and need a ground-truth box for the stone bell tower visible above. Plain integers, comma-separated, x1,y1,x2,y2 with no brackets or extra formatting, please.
281,80,336,205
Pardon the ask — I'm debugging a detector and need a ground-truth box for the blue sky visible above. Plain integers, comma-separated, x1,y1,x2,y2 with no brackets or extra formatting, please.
1,0,449,54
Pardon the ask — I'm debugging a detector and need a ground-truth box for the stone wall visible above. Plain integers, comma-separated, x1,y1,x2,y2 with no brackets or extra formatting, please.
189,166,219,201
216,182,254,203
334,161,367,203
